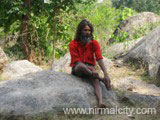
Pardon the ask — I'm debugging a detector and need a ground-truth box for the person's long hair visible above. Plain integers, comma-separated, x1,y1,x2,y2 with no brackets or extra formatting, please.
74,19,94,41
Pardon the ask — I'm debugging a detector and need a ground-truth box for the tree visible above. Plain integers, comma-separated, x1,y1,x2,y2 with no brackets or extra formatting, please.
44,0,96,62
0,0,96,63
112,0,160,14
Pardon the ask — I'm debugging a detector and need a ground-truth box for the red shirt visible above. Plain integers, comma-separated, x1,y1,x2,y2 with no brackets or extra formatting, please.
69,39,103,67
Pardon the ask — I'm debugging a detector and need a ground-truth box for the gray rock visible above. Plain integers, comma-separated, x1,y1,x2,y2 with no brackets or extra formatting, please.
113,77,160,108
118,91,160,108
102,57,114,68
106,37,143,58
52,53,71,74
0,47,8,70
0,60,43,80
123,27,160,78
113,12,160,40
0,70,118,117
112,77,160,96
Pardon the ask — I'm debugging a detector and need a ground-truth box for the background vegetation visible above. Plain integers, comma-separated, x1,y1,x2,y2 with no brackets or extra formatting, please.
0,0,160,65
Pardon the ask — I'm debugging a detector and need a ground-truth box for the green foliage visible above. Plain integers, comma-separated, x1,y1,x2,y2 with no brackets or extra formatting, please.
4,37,24,60
70,1,121,45
1,0,157,63
54,12,73,58
111,21,160,44
29,15,53,58
132,22,160,40
71,2,136,46
0,0,96,62
111,30,129,43
112,0,160,15
0,0,23,32
109,7,136,43
117,7,137,21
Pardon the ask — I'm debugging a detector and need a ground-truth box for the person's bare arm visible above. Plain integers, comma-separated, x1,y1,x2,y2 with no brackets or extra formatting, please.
97,59,111,90
97,59,108,76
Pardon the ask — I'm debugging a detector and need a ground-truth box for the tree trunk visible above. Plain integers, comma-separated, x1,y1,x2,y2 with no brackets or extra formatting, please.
52,15,57,63
20,0,31,61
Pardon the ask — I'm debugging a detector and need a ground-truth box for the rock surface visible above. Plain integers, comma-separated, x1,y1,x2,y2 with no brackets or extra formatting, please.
52,53,71,74
106,37,143,58
113,12,160,39
0,47,8,70
0,60,43,80
112,77,160,96
112,77,160,108
118,91,160,108
123,27,160,78
0,70,118,117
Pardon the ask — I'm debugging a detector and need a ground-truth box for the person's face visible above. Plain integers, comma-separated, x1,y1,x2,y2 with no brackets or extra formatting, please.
81,25,91,37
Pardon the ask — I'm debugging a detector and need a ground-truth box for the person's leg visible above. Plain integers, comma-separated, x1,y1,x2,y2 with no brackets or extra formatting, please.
72,62,106,107
73,62,92,76
90,78,107,108
73,62,103,80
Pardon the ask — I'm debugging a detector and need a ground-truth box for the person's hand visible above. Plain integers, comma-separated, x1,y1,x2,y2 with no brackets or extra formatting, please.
103,75,111,90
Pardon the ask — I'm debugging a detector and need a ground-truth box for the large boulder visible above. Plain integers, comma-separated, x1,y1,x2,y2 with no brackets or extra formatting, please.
109,12,160,43
0,47,8,70
112,77,160,96
118,12,160,35
123,27,160,78
113,77,160,110
52,53,71,74
0,70,118,119
106,37,142,58
112,77,160,108
0,60,43,80
117,91,160,108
